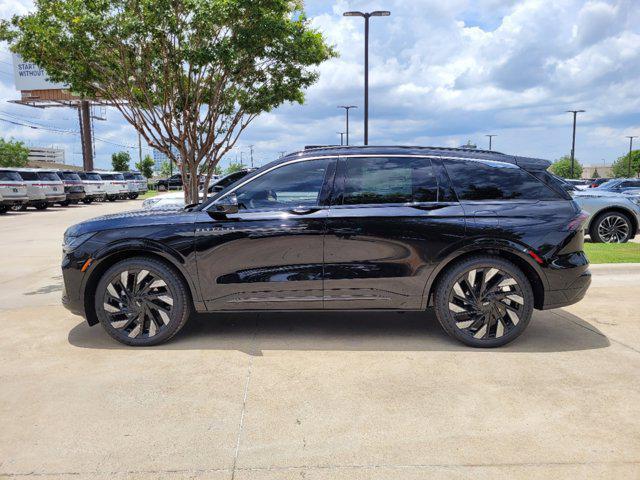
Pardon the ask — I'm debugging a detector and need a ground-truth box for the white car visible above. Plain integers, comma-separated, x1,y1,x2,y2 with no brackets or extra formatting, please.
122,171,148,199
13,168,49,210
77,172,106,203
36,170,67,206
93,171,128,201
0,168,29,210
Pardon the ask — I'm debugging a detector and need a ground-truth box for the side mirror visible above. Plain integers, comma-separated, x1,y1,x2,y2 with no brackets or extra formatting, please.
211,193,239,215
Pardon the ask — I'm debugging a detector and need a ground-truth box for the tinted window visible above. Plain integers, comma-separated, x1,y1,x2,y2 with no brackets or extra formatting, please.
38,172,61,182
341,157,438,205
61,172,81,181
77,172,87,180
18,171,39,181
0,171,23,181
444,159,560,201
87,173,102,181
621,180,640,188
123,172,135,180
596,180,619,189
219,171,248,187
134,174,145,180
235,159,331,210
100,173,124,180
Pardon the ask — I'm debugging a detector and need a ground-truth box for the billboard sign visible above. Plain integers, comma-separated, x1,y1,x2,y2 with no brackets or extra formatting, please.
12,54,68,91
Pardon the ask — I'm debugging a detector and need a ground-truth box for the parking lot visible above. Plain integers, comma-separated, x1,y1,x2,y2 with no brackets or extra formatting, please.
1,200,639,479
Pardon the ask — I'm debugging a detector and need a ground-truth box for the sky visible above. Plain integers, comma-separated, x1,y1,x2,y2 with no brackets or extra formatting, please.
0,0,639,170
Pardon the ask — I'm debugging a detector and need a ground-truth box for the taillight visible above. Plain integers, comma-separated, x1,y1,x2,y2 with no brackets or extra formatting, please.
567,211,590,231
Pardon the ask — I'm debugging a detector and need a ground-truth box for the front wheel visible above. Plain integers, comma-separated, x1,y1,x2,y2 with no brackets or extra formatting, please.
434,256,534,348
94,257,191,346
590,211,632,243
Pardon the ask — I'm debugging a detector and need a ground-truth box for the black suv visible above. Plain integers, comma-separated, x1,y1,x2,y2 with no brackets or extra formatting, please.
62,146,590,347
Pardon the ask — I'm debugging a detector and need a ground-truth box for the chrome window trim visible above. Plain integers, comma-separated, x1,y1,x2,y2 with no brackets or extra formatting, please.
206,153,515,211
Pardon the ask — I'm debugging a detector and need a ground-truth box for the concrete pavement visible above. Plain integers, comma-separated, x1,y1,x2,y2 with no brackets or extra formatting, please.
1,201,639,479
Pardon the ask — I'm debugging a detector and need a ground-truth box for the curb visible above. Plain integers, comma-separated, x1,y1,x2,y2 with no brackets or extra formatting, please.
589,263,640,275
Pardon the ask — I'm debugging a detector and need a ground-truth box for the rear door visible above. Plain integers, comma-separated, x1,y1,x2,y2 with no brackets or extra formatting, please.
323,155,466,310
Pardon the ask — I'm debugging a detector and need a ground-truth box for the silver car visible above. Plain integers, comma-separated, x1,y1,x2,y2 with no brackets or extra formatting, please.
0,168,29,210
572,189,640,243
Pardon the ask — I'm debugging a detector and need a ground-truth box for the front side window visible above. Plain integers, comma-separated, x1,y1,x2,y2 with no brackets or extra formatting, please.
233,159,332,210
340,157,438,205
444,159,560,201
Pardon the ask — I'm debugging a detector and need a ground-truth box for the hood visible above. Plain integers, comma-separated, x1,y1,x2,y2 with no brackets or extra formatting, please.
64,208,197,237
573,189,627,198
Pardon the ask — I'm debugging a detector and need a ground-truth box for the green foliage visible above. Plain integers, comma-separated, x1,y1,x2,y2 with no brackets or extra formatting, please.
592,168,600,179
160,160,172,176
111,151,131,172
549,155,583,179
584,242,640,264
0,138,29,167
135,154,155,178
225,162,245,174
2,0,335,203
610,150,640,178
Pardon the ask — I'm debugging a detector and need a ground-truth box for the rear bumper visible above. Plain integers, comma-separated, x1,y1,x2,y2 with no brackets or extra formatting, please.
1,196,29,205
541,269,591,309
66,191,86,201
46,194,67,203
85,192,106,200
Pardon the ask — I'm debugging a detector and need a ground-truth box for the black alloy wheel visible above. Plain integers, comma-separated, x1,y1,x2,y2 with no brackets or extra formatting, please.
590,212,632,243
95,257,191,346
434,256,533,347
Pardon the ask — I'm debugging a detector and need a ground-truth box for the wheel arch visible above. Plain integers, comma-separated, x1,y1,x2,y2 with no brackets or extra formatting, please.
423,244,547,310
82,245,199,326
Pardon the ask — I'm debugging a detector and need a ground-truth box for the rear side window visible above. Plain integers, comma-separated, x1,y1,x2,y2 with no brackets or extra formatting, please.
621,180,640,188
340,157,438,205
19,171,39,181
0,171,23,181
61,172,81,181
443,159,561,201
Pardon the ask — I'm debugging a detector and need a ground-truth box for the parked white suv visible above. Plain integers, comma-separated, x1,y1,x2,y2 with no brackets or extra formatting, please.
93,171,128,201
36,170,67,206
13,168,49,210
0,168,29,210
122,171,148,199
77,172,106,203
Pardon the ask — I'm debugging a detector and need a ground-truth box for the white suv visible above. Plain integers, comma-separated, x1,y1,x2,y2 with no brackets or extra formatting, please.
36,170,67,206
0,168,29,210
92,171,128,201
77,172,106,203
122,171,148,199
13,168,49,210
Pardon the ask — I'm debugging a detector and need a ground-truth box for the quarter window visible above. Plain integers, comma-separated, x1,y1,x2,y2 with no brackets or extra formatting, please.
444,159,560,201
340,157,438,205
234,159,332,210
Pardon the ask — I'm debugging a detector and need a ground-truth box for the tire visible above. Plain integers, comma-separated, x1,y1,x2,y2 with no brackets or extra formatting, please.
434,255,534,348
106,195,116,202
0,205,7,214
589,211,632,243
11,204,27,211
59,200,70,207
128,193,138,200
35,203,48,210
94,257,192,346
82,198,93,204
158,184,167,192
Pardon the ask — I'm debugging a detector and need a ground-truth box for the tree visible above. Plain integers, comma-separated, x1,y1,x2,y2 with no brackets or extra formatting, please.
549,155,583,179
0,138,29,167
592,168,600,179
111,151,131,172
610,150,640,178
2,0,335,204
135,154,155,178
225,162,245,174
160,161,172,177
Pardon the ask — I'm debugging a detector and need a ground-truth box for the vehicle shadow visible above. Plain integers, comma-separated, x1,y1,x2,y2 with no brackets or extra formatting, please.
68,309,609,354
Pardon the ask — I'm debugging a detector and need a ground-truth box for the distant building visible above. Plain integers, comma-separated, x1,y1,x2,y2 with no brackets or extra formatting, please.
459,140,477,150
152,147,180,172
582,165,613,179
28,146,65,164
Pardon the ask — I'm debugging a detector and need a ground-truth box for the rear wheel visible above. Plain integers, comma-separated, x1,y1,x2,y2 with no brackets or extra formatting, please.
106,195,116,202
11,204,27,211
128,193,139,200
59,200,70,207
35,202,48,210
94,257,191,346
434,256,534,348
82,198,93,204
0,205,8,214
590,211,632,243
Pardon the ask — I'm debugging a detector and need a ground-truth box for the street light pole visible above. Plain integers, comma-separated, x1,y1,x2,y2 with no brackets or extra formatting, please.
626,136,637,177
566,109,585,179
338,105,357,145
344,10,390,146
337,132,345,145
485,134,497,151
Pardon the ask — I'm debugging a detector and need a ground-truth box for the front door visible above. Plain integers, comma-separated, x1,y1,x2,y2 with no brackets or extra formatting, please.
195,158,336,310
323,156,466,310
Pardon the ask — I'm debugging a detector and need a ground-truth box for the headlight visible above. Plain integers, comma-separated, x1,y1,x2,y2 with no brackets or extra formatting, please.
62,232,96,254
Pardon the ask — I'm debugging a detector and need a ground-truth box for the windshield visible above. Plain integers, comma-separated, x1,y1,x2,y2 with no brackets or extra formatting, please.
101,173,124,180
0,171,23,181
596,179,619,189
134,174,145,180
123,172,136,180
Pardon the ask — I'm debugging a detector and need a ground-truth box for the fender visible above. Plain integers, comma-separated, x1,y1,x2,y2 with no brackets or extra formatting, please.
419,236,549,309
80,238,204,313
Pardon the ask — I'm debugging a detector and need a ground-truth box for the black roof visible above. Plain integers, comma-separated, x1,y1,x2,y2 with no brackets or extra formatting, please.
282,145,551,171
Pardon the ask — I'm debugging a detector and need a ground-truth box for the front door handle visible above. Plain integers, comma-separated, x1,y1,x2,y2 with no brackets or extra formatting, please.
289,206,320,215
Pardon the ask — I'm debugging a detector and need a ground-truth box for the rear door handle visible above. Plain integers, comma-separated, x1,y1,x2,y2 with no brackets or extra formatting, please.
289,206,321,215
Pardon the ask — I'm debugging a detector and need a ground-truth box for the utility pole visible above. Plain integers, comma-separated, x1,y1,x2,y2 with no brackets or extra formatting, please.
566,109,585,178
343,10,390,145
338,105,357,145
337,132,345,145
485,134,497,151
248,145,254,168
138,133,142,165
78,100,94,171
626,136,637,177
